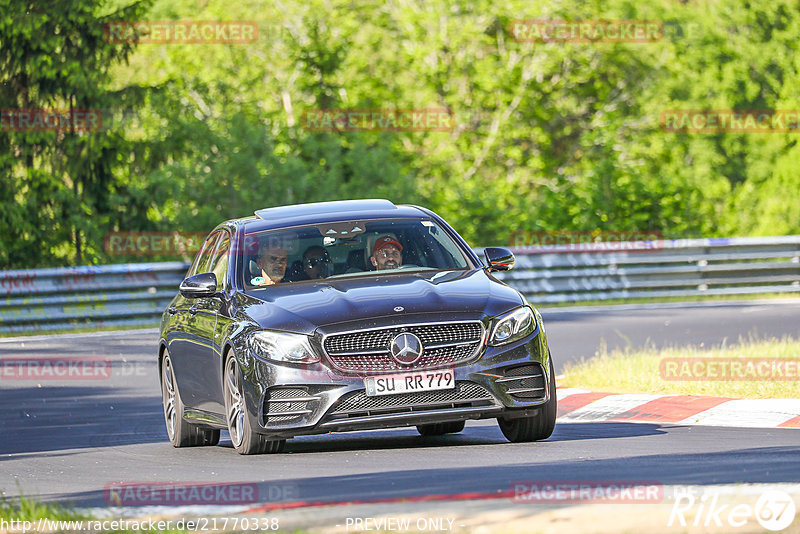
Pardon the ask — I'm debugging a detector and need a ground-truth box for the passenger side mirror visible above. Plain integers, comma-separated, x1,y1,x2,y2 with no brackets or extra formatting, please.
484,247,515,272
179,272,218,298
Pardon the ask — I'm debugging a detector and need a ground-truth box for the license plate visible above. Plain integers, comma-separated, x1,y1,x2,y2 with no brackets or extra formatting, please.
364,369,455,397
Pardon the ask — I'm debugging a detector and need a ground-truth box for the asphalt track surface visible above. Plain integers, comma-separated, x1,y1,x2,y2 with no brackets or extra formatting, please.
1,299,799,510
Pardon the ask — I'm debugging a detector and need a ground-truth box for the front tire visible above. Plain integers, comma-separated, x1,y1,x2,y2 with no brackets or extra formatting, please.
416,421,466,436
161,349,220,447
497,355,557,443
223,350,285,455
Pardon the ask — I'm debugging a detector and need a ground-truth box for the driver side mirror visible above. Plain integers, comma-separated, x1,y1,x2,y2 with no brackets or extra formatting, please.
179,272,218,298
484,247,515,272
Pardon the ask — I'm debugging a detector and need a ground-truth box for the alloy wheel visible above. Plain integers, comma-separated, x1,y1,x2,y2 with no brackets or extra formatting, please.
225,356,245,447
162,355,177,439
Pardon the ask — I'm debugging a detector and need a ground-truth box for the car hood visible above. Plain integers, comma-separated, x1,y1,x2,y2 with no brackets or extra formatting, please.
240,269,524,335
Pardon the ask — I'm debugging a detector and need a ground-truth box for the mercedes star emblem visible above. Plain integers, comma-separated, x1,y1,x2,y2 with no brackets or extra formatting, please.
389,332,423,365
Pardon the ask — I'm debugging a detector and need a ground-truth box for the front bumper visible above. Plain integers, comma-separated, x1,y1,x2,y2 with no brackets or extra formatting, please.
238,327,552,439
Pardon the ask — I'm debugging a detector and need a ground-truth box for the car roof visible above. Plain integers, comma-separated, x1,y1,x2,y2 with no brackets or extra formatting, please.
232,199,429,233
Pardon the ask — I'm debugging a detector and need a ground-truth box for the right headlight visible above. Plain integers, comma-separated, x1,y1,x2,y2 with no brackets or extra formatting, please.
249,331,319,364
489,306,536,346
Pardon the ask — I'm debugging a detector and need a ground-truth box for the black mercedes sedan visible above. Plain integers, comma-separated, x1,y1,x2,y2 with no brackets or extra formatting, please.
159,199,556,454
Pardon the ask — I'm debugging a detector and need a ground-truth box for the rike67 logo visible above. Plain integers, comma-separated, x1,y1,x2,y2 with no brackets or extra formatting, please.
669,488,796,531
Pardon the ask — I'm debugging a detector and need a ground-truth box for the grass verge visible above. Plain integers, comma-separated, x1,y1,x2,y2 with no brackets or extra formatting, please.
0,322,159,339
1,495,207,533
0,496,97,532
537,291,800,308
559,335,800,398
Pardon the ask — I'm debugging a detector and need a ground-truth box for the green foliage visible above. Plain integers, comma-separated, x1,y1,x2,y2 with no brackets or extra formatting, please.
1,494,88,522
2,0,799,267
0,0,154,267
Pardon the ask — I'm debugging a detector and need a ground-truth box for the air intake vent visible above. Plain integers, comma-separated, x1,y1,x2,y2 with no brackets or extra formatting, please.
262,387,317,426
327,381,497,420
498,363,546,400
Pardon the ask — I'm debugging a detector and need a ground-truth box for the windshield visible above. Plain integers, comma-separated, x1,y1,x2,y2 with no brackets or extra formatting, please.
240,218,469,289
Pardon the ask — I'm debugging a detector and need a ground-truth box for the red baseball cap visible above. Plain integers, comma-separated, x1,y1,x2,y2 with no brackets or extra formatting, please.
372,235,403,256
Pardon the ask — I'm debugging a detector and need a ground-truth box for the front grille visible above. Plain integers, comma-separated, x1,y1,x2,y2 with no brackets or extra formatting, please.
499,363,546,400
327,381,497,419
262,387,314,426
323,322,484,373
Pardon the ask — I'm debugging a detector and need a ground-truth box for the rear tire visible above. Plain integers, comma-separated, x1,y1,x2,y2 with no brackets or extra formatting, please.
161,350,220,447
497,355,557,443
416,421,466,436
224,350,286,455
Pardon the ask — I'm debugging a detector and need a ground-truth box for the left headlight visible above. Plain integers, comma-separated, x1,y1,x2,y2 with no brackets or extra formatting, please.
249,331,319,364
489,306,536,346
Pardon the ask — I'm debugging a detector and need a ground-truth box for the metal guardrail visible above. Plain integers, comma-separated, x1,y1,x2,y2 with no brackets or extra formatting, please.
1,236,798,333
0,262,189,333
491,235,800,304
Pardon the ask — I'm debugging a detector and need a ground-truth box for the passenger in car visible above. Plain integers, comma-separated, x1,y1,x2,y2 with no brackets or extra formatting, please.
253,244,288,285
370,235,403,271
286,245,332,281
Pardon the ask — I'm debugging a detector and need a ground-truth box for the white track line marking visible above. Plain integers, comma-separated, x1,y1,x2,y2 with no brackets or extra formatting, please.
679,399,800,428
558,394,662,422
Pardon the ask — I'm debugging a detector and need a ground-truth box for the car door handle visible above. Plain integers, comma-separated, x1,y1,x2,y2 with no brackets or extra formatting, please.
168,307,177,315
189,306,199,315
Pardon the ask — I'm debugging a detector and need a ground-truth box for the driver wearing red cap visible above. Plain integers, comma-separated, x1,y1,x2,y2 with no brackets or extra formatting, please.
370,235,403,270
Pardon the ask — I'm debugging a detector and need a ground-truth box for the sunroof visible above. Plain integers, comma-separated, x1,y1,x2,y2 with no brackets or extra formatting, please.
254,199,397,220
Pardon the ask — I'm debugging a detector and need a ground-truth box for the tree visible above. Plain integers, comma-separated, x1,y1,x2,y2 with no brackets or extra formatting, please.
0,0,153,267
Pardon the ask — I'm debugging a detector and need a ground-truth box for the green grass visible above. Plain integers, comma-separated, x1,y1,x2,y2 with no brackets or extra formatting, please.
560,336,800,398
0,322,159,338
1,495,88,522
0,495,261,534
536,291,800,309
